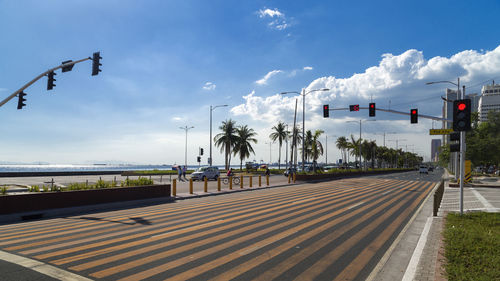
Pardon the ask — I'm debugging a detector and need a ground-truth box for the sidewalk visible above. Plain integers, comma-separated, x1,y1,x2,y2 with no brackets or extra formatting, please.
407,172,500,281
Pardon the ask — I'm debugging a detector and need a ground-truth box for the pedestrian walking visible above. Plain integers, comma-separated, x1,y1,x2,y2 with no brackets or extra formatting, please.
177,166,182,181
183,165,187,180
265,167,270,176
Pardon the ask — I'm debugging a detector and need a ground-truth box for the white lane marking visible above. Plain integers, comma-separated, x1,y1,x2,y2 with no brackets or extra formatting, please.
402,217,434,281
151,220,224,239
471,188,496,212
382,190,392,195
347,201,365,210
0,250,92,281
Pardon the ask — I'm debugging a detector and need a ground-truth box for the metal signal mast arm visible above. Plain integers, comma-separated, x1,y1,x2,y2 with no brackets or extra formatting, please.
0,57,91,108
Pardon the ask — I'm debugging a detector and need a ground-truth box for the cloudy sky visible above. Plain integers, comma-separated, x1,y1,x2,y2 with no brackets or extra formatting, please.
1,0,499,165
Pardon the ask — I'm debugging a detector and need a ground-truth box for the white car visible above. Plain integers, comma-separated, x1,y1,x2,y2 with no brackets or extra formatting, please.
419,166,428,174
191,166,220,181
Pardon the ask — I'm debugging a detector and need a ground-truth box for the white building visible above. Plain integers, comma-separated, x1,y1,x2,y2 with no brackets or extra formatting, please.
479,83,500,122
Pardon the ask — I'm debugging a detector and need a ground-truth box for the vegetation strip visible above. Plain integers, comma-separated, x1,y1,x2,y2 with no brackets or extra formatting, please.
443,212,500,281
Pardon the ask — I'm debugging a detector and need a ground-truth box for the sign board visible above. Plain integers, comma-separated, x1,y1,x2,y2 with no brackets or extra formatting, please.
465,160,472,183
429,129,453,135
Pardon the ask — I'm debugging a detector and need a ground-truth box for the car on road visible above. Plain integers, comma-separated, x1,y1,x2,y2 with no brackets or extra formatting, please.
428,166,434,172
191,166,220,181
419,165,428,174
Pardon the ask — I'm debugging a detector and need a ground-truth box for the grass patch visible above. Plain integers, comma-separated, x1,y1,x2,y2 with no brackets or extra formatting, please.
443,212,500,281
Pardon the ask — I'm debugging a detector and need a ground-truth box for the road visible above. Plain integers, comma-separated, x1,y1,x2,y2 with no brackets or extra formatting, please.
0,171,440,281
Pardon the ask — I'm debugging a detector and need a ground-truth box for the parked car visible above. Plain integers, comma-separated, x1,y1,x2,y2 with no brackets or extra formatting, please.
419,165,428,174
191,166,220,181
428,166,434,172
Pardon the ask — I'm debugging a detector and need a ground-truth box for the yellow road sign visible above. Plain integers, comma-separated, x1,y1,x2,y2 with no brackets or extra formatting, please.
429,129,453,135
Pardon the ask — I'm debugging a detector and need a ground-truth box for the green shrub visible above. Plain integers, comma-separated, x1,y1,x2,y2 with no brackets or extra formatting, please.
1,186,7,195
122,177,154,187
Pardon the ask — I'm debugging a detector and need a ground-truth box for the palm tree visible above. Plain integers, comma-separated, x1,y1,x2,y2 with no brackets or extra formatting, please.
302,130,314,164
269,122,287,170
233,125,258,171
310,130,324,172
336,136,349,167
214,119,238,170
289,126,302,168
348,134,362,169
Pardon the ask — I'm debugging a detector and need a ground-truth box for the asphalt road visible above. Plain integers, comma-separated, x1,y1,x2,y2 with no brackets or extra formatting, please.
0,173,439,281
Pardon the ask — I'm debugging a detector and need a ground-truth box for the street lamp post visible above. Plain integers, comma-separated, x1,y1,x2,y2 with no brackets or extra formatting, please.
265,142,272,165
280,88,329,171
426,78,465,215
209,104,228,166
180,126,194,168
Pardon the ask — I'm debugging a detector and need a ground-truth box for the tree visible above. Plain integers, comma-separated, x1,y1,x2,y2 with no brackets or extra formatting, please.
233,125,258,171
269,122,287,170
289,126,302,168
214,119,238,170
310,130,324,172
348,135,362,168
302,130,314,164
336,136,349,167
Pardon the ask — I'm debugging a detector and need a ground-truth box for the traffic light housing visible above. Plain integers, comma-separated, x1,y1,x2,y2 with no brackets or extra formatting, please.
410,109,418,123
369,103,375,117
323,104,329,118
349,104,359,111
449,132,460,141
450,143,460,152
92,51,102,76
47,71,56,90
197,156,201,163
17,91,27,110
453,99,471,131
200,148,204,156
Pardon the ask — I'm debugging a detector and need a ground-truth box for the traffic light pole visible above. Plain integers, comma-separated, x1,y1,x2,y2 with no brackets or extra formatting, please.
0,57,91,108
460,85,466,215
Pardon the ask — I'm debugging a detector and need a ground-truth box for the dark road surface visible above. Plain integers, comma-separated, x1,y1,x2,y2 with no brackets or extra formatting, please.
0,171,441,281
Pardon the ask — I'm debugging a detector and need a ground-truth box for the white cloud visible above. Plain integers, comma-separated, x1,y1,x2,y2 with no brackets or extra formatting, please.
303,66,313,71
257,8,290,31
255,70,283,85
172,117,182,121
203,82,216,90
233,46,500,161
258,8,283,18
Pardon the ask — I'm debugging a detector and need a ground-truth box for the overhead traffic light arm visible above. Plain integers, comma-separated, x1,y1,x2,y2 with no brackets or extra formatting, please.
329,106,452,122
0,53,100,109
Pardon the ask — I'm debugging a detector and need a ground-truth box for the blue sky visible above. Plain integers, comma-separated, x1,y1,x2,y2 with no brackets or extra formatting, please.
1,0,500,165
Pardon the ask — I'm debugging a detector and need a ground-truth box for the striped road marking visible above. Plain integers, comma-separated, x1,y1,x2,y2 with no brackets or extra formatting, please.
0,178,435,281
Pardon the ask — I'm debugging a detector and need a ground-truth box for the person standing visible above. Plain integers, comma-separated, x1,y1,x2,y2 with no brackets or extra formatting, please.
183,165,187,180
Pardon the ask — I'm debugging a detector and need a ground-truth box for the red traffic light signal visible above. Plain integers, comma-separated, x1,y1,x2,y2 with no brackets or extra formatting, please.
410,108,418,123
453,99,471,131
323,104,329,118
369,103,375,117
349,104,359,111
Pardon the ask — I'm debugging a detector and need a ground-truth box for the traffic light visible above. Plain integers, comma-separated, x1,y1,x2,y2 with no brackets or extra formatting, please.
369,103,376,117
17,91,27,110
450,143,460,152
92,51,102,76
453,99,471,131
61,60,74,72
349,104,359,111
410,109,418,123
197,156,201,163
323,104,329,118
200,148,204,156
47,71,56,90
450,132,460,141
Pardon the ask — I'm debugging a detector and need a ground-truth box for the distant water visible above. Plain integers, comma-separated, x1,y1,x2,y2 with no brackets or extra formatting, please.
0,164,280,173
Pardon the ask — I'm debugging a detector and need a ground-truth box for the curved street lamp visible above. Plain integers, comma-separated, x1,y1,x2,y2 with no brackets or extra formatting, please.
280,88,329,171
